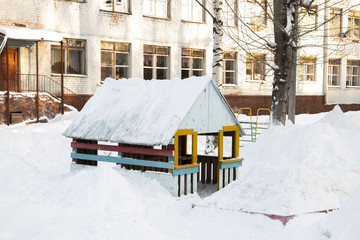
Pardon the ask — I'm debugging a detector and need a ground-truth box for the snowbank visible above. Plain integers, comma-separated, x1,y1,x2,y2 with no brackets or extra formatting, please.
203,106,360,216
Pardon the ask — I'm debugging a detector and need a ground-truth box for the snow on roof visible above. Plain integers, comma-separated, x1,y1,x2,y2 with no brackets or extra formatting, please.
0,26,63,41
64,77,214,146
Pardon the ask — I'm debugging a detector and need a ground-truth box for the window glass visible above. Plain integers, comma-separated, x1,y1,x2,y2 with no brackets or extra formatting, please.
246,54,264,81
51,38,86,75
143,45,170,80
181,48,205,79
144,0,168,18
100,0,129,13
100,42,130,81
330,8,342,37
346,60,360,86
300,6,317,32
348,11,360,39
181,0,204,22
224,51,236,84
300,57,316,81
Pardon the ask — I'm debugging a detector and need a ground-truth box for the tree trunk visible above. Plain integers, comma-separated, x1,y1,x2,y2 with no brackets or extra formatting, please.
271,0,297,126
287,2,299,124
213,0,223,85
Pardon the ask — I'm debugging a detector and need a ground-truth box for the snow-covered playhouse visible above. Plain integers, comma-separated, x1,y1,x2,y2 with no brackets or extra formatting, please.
63,76,244,196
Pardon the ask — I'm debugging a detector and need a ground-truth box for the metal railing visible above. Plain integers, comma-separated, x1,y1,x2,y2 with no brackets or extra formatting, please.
18,74,76,97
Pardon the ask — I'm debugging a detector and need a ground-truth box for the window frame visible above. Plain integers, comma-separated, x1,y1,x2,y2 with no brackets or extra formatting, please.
223,51,236,84
328,59,340,86
223,0,238,27
101,41,130,82
299,5,318,32
346,60,360,87
348,11,360,40
143,45,170,80
181,0,205,23
246,53,265,81
299,57,316,82
246,0,267,29
143,0,170,19
100,0,130,14
181,48,205,79
51,38,87,76
330,8,343,38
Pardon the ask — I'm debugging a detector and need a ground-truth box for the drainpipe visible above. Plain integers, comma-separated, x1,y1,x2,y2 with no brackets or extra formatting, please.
323,0,329,105
36,41,39,122
6,40,10,125
61,41,64,114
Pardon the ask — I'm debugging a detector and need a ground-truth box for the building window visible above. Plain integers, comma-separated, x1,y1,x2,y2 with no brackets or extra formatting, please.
224,52,236,84
246,0,267,29
100,0,129,13
348,11,360,39
300,57,316,82
143,45,169,80
246,54,265,81
330,8,342,37
181,48,205,79
328,59,340,86
101,42,130,82
51,38,86,75
181,0,204,22
223,0,237,27
300,5,317,32
143,0,169,18
346,60,360,86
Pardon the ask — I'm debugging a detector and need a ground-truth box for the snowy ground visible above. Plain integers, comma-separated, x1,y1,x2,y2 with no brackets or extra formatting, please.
1,107,360,240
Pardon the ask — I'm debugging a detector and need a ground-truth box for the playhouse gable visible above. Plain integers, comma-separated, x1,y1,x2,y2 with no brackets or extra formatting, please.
178,80,241,134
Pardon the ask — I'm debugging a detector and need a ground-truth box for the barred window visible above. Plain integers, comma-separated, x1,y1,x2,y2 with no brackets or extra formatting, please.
181,48,205,79
101,42,130,82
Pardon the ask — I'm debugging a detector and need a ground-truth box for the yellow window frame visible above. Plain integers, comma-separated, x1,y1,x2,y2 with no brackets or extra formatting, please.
174,129,198,168
218,125,240,161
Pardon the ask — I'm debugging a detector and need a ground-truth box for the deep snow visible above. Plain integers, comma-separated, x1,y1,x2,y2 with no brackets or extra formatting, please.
1,107,360,240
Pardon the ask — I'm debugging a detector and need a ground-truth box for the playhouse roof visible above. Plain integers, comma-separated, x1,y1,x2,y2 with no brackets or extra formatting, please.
63,77,242,146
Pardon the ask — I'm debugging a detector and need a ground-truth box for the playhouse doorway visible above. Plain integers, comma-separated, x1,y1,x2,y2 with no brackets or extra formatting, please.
0,47,19,91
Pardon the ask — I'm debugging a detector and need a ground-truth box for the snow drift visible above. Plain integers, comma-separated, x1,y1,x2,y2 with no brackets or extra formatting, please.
203,106,360,216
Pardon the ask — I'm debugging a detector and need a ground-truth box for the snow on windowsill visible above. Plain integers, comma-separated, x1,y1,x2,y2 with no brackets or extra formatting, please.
51,73,88,78
299,81,316,84
143,15,171,21
346,86,360,89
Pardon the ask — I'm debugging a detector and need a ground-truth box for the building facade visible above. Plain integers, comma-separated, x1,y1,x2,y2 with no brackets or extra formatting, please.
0,0,360,118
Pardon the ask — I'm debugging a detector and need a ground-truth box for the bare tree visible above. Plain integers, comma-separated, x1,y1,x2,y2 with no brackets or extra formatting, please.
198,0,360,125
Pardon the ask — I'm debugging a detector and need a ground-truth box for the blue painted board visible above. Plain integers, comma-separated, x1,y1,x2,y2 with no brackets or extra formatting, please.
72,153,174,169
220,161,242,169
173,166,199,176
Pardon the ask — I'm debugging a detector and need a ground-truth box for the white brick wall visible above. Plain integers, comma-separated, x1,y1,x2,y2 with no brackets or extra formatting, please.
1,0,360,103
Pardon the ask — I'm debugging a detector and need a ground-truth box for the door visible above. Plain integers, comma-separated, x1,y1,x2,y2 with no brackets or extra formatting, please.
0,47,18,91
